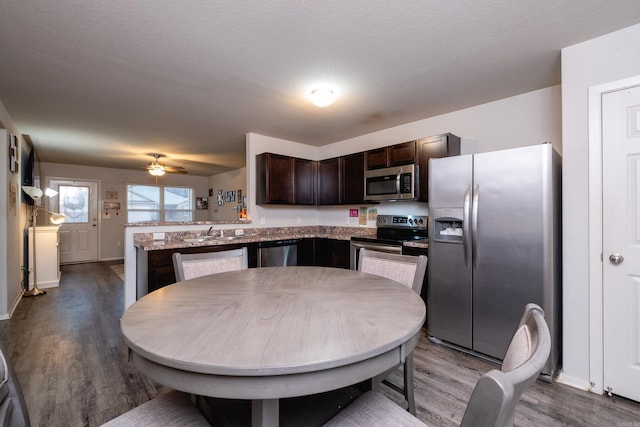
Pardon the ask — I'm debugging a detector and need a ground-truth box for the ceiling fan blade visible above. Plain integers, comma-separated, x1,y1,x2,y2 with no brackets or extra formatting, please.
163,166,188,174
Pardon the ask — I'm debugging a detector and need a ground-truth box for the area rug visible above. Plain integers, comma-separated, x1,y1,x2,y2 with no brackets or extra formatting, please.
110,263,125,281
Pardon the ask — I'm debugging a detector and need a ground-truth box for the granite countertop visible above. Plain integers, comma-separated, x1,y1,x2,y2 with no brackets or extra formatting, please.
134,226,377,251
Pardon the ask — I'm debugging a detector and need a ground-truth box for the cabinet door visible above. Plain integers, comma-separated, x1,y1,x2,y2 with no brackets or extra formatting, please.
297,238,315,266
255,153,294,204
293,158,316,205
417,133,461,202
317,157,341,205
341,152,365,204
314,238,350,269
388,140,416,166
366,147,388,170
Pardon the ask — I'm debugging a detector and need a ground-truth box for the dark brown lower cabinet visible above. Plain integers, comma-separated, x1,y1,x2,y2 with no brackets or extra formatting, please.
314,238,350,269
140,238,350,295
142,243,258,293
297,238,315,266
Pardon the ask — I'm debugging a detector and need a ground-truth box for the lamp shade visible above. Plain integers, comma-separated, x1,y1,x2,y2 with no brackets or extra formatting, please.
49,213,66,224
23,186,43,199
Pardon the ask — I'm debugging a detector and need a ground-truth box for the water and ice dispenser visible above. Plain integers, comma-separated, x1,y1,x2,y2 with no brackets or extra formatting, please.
432,208,464,243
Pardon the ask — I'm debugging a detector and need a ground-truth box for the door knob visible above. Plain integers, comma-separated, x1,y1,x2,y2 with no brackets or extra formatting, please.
609,253,624,265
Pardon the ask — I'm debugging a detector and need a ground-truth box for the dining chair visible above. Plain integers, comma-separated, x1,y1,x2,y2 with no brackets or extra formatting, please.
0,339,209,427
100,390,209,426
172,247,248,282
0,340,31,427
357,248,428,415
322,303,551,427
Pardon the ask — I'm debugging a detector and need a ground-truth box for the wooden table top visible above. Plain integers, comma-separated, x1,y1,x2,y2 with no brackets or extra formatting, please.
121,266,426,377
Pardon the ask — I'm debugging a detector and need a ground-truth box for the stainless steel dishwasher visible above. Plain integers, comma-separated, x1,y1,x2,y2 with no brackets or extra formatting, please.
257,239,298,267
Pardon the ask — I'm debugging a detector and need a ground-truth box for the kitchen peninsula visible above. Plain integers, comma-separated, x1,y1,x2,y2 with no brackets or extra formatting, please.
124,221,377,308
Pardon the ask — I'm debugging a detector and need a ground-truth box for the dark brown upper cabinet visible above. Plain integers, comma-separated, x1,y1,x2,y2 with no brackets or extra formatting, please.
255,153,294,204
366,140,416,169
293,158,316,205
341,152,366,204
417,133,461,202
317,157,341,205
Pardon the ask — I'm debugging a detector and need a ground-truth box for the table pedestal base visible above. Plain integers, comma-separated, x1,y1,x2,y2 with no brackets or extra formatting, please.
252,399,279,427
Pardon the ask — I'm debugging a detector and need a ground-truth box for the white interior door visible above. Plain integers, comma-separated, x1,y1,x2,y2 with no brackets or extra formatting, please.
602,84,640,401
48,179,99,264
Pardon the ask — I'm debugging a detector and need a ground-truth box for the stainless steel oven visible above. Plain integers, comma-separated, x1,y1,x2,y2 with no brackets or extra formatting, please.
350,214,427,270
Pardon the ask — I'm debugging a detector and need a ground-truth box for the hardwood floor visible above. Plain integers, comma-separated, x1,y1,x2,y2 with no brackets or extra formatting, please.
0,262,638,426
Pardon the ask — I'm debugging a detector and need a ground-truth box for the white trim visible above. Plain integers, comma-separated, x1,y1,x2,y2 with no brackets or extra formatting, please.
587,74,640,395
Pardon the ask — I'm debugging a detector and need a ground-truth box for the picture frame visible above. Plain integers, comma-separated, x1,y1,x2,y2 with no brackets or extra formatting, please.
225,190,235,202
105,190,118,200
196,197,209,210
9,134,17,174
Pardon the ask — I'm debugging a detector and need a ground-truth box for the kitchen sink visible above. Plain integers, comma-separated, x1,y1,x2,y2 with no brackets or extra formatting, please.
181,236,217,243
214,236,240,241
182,235,240,243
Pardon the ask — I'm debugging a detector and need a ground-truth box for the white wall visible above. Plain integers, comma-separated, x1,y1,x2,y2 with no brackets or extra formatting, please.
40,162,210,261
561,23,640,390
209,167,246,221
0,100,28,318
321,86,562,158
246,86,561,228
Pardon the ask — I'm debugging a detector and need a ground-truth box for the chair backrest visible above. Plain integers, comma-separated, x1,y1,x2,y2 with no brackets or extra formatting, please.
460,303,551,427
172,247,248,282
357,249,428,294
0,340,31,427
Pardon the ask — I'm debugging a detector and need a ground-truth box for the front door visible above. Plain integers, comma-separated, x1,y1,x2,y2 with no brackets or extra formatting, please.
48,179,99,264
602,84,640,401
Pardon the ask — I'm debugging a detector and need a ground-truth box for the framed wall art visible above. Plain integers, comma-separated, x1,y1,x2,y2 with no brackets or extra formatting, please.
8,134,18,174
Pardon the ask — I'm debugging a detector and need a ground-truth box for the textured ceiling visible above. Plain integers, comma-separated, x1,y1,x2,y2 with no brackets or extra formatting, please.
1,1,639,176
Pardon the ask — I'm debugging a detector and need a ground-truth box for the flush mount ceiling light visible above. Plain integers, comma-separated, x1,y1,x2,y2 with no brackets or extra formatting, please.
308,87,336,107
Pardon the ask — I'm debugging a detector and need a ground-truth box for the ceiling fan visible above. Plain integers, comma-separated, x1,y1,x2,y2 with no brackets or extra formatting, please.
146,153,187,176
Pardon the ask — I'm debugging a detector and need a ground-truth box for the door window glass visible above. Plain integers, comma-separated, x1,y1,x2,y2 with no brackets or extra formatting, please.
59,185,89,223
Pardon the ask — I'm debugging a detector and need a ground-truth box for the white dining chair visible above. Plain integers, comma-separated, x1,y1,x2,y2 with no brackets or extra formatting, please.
0,339,209,427
357,248,428,415
172,247,248,281
323,303,552,427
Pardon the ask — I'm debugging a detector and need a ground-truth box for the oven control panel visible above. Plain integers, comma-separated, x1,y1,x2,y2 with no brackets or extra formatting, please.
376,214,427,230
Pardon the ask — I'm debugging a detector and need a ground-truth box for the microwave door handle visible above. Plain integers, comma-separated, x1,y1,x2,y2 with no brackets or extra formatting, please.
463,186,471,268
396,171,402,195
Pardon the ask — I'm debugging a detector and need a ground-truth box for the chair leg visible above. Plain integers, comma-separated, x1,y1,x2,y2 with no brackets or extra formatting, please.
404,352,416,415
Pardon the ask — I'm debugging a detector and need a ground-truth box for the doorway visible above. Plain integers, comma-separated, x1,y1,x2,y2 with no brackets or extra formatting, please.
47,178,99,264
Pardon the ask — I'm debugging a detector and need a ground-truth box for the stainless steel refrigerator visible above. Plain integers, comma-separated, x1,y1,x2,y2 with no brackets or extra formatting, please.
427,143,561,378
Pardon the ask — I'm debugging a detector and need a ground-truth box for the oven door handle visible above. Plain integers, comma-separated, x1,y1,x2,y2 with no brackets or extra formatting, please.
350,241,403,270
351,242,403,253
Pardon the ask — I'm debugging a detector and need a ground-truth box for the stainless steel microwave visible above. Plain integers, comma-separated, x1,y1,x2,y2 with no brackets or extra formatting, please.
364,164,418,201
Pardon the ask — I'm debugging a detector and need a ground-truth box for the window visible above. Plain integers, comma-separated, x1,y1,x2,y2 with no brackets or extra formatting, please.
127,185,193,222
59,185,90,223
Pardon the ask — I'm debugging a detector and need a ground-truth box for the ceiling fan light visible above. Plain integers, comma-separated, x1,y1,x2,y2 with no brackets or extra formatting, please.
149,165,166,176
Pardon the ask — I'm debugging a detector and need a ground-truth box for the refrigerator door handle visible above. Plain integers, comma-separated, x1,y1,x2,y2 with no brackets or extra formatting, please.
472,185,479,268
463,186,472,267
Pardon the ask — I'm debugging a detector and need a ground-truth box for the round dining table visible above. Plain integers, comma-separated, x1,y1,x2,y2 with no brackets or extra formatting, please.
120,266,426,427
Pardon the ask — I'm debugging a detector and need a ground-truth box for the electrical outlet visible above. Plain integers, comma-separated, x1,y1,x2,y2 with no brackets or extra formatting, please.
116,241,121,247
152,232,165,241
234,229,244,236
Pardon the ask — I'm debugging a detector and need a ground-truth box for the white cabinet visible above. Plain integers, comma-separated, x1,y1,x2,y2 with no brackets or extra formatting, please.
28,225,61,289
